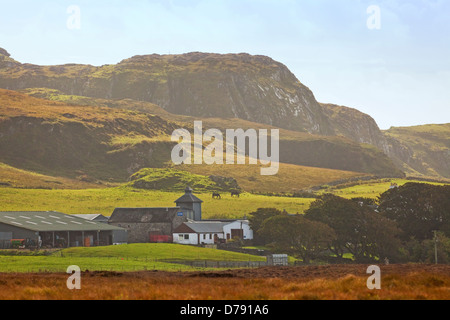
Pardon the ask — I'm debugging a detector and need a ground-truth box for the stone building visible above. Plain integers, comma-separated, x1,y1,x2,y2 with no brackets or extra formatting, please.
108,207,186,243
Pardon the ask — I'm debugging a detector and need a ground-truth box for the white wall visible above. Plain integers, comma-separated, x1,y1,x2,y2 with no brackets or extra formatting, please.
198,233,225,245
223,220,253,240
173,233,198,245
173,232,225,245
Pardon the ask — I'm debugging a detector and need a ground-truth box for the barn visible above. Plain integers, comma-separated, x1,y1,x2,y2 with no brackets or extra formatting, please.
0,211,127,249
108,207,187,243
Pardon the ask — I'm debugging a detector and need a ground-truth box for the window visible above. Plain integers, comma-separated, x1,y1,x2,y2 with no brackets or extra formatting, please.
184,234,189,240
178,234,184,241
209,234,212,240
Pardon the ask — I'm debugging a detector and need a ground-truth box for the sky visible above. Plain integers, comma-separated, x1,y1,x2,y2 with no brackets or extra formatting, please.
0,0,449,130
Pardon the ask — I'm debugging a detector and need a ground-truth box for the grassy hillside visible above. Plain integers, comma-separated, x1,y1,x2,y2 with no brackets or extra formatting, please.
179,162,364,193
0,162,104,189
319,178,450,200
10,87,404,178
127,168,241,192
0,89,177,181
384,124,450,179
0,187,314,218
19,88,449,182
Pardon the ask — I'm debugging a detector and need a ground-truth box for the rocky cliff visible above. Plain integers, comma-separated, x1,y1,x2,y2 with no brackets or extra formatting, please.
0,50,333,135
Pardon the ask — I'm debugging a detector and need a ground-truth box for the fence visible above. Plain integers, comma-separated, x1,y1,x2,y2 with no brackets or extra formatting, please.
165,260,267,268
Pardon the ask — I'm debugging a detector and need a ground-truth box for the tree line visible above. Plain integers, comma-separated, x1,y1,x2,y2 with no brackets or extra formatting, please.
248,183,450,264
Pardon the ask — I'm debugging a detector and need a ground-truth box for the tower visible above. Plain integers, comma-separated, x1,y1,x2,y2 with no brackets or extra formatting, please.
174,186,203,221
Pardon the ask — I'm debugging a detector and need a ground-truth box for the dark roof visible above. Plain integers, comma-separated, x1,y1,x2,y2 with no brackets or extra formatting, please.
174,186,203,204
109,207,181,223
0,211,124,232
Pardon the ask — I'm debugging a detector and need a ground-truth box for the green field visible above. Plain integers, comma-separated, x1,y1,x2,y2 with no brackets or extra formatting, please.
0,243,265,273
0,186,313,218
1,179,448,219
320,178,449,200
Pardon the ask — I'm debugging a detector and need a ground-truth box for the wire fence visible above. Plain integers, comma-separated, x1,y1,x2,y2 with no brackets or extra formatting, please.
0,254,270,273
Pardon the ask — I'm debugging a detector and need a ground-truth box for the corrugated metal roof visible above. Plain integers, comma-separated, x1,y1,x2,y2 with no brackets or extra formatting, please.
179,221,227,233
0,211,124,232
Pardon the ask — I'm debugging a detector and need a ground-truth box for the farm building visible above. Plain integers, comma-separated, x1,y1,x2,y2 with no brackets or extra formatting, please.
108,207,187,243
173,219,253,245
174,186,203,221
173,221,227,245
73,214,109,223
0,211,127,249
107,186,254,245
223,220,253,241
107,186,203,243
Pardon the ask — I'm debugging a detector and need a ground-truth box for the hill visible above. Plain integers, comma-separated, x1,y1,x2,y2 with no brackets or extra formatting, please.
1,48,447,181
321,103,450,180
383,124,450,179
0,89,178,181
13,87,404,175
0,88,402,188
0,162,103,189
127,168,241,192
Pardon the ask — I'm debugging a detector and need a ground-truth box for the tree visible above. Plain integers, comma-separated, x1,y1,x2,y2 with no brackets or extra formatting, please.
363,211,403,262
259,214,336,264
378,183,450,241
401,232,450,263
248,208,285,245
305,194,401,262
305,194,363,259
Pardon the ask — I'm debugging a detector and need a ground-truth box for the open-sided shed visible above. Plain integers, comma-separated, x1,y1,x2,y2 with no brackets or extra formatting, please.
0,211,127,248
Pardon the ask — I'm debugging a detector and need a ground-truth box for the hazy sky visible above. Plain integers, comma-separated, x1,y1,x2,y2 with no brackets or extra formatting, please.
1,0,449,129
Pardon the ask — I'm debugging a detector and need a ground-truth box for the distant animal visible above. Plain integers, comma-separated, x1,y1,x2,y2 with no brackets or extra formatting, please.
231,191,240,198
212,192,221,199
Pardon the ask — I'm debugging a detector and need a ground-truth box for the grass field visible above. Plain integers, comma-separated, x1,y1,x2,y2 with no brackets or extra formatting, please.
0,186,314,218
0,244,265,273
320,178,449,200
1,178,448,221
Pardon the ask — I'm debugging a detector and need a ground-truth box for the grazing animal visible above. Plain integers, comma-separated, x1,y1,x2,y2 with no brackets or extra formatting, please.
231,191,240,198
212,192,221,199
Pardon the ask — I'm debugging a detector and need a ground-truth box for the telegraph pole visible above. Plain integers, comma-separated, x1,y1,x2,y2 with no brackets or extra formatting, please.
433,230,438,264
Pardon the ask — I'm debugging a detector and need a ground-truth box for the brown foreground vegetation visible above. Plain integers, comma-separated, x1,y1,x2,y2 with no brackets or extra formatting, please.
0,264,449,300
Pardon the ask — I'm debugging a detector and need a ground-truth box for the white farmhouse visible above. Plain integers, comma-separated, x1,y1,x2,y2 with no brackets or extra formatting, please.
173,219,253,245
